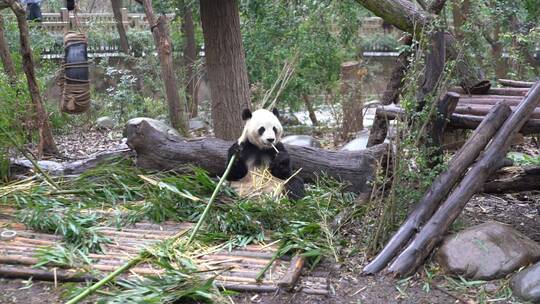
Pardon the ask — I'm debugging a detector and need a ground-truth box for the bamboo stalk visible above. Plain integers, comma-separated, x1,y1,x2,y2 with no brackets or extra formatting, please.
186,154,236,246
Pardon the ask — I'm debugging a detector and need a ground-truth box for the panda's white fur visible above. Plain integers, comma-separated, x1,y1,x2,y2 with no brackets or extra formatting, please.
237,109,283,150
226,108,305,200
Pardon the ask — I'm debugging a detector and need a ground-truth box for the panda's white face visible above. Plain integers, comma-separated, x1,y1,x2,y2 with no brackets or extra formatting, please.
240,109,283,150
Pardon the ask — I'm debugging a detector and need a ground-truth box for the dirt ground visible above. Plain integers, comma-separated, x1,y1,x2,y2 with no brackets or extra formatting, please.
4,128,538,304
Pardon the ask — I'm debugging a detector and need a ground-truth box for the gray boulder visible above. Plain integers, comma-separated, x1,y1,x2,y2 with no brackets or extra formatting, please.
96,116,115,129
341,130,370,151
189,118,207,131
511,261,540,303
282,135,321,148
125,117,181,138
436,221,540,280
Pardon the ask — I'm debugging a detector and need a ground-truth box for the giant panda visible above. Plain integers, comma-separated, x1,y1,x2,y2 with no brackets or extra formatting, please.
226,108,306,200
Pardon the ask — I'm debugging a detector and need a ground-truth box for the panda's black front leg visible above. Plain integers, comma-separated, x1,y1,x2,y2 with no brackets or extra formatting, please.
269,143,292,179
226,142,248,181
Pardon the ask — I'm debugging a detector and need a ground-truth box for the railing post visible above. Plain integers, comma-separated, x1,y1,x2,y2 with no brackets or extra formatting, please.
121,8,128,31
60,8,69,33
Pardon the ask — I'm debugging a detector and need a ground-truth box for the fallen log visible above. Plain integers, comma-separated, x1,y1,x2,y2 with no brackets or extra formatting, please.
498,79,534,88
125,118,388,192
451,87,529,96
455,105,540,119
482,166,540,193
387,81,540,277
450,114,540,135
363,102,512,274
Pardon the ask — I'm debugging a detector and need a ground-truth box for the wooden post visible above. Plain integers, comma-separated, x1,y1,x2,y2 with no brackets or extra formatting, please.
427,92,460,163
60,8,68,34
111,1,130,54
340,61,365,140
363,102,511,274
121,8,128,29
387,82,540,277
142,0,187,134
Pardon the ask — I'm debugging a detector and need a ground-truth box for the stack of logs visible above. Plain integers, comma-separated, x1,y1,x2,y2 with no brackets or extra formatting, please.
363,81,540,277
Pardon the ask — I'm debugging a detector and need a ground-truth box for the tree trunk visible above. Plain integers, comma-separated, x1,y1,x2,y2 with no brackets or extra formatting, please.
428,92,460,158
363,102,511,274
387,82,540,277
415,31,446,112
8,1,57,156
0,15,16,85
451,0,469,41
111,0,129,54
353,0,486,92
340,61,364,141
482,166,540,193
125,118,388,193
181,1,198,118
367,35,412,147
302,94,318,126
200,0,251,140
142,0,187,135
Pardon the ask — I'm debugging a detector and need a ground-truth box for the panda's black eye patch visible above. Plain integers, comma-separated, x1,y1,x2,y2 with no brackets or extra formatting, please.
258,127,265,135
273,127,277,134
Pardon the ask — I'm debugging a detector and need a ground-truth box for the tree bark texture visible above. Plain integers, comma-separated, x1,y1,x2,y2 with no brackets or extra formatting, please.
111,0,129,54
451,0,469,41
416,31,446,112
303,94,318,126
366,35,412,147
387,81,540,277
363,102,511,274
125,119,388,193
8,1,57,156
428,92,460,156
142,0,187,134
0,15,16,85
181,1,198,118
353,0,486,91
341,61,364,140
200,0,251,140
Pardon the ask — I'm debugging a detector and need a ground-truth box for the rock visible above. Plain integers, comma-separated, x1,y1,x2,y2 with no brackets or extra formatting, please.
281,135,321,148
125,117,181,138
189,118,207,131
511,261,540,303
280,113,301,126
436,222,540,280
96,116,115,129
341,129,370,151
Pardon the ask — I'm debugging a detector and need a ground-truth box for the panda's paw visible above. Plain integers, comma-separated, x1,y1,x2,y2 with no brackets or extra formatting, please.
230,142,244,157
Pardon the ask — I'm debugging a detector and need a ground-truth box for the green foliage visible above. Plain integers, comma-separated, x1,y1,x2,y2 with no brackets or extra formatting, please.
507,152,540,166
241,0,367,109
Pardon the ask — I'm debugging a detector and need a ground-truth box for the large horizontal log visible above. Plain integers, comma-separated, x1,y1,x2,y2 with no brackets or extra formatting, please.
482,166,540,193
451,87,529,96
450,114,540,134
375,105,540,134
126,119,388,192
458,98,523,106
455,105,540,119
498,79,534,88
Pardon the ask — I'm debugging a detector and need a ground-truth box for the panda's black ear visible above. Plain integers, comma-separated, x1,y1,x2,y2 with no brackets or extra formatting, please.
272,108,280,118
242,109,252,121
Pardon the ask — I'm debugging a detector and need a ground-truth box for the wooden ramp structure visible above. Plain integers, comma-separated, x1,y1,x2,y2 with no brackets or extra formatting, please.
0,216,329,295
370,79,539,146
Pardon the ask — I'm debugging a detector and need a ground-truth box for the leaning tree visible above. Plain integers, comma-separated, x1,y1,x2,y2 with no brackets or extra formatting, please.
0,0,58,156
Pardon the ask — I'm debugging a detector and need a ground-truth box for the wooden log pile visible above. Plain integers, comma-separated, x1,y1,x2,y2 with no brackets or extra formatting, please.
364,81,540,277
